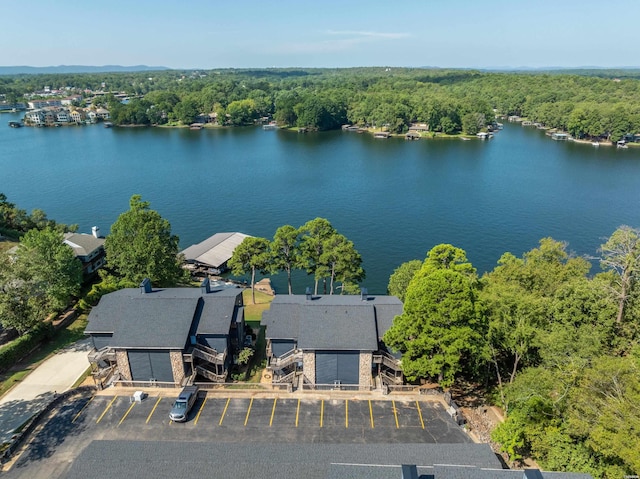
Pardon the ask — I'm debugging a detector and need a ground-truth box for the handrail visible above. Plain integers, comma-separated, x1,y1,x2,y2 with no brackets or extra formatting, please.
273,370,296,384
195,364,227,382
270,350,302,369
373,351,402,371
192,343,226,365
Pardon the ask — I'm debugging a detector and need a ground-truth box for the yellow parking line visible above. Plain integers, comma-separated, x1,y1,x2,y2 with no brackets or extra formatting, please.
72,396,94,423
345,400,349,428
96,395,118,424
219,398,230,425
244,398,254,426
416,401,425,429
269,398,277,426
369,400,375,428
194,397,207,425
119,402,135,426
392,400,399,429
146,397,162,424
320,400,324,427
295,399,300,427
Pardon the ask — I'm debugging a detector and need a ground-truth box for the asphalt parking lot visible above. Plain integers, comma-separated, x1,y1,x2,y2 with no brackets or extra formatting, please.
65,392,468,443
3,391,470,479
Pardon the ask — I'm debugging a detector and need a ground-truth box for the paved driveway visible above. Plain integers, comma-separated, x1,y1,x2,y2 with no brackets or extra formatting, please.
0,339,91,443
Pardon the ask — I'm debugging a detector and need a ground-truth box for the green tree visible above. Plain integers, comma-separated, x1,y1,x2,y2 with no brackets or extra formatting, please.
299,218,336,295
0,228,82,334
319,233,365,295
599,225,640,324
387,259,422,301
384,245,486,386
270,225,300,295
104,195,185,287
228,236,270,304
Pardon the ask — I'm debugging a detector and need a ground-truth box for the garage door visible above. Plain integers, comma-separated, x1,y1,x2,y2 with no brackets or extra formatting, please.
315,351,359,385
127,350,174,382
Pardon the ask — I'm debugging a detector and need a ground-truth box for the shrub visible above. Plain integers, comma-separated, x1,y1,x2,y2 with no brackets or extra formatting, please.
0,323,54,372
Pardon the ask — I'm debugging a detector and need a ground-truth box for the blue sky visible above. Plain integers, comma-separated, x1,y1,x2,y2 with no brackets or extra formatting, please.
2,0,637,69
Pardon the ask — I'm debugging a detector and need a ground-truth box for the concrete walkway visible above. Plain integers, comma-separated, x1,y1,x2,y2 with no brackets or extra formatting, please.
0,339,92,443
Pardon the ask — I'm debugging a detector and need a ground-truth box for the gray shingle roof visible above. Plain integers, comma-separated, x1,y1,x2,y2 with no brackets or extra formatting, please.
263,294,403,350
85,285,243,350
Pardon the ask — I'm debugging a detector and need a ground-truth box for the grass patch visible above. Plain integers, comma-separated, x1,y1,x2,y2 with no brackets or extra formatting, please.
245,325,267,383
242,289,274,321
71,366,92,388
0,370,31,397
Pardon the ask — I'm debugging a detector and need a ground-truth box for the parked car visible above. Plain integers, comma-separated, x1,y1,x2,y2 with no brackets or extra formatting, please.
168,385,199,422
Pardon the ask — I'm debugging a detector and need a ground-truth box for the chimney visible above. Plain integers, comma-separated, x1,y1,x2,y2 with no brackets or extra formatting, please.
201,278,211,295
140,278,152,294
361,287,368,301
400,465,418,479
305,287,312,301
91,226,100,238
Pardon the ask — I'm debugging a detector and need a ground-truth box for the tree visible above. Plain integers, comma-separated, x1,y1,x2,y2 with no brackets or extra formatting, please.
0,228,82,334
104,195,185,287
319,233,365,294
384,245,486,386
270,225,300,295
18,227,82,311
228,236,270,304
599,225,640,324
299,218,336,295
387,259,422,301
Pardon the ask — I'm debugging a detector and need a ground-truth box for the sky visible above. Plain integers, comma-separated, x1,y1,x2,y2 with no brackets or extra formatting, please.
1,0,637,69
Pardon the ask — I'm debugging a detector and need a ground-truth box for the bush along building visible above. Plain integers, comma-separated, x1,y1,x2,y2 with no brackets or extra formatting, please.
85,278,245,386
262,289,404,391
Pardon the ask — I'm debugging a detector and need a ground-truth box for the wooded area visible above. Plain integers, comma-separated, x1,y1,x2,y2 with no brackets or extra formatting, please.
3,68,640,140
386,235,640,478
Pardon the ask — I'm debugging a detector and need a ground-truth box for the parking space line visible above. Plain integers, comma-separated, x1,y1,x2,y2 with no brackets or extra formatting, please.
146,397,161,424
369,400,375,428
118,402,135,426
392,400,399,429
345,400,349,428
96,396,118,424
320,400,324,427
295,399,300,427
244,398,254,426
416,401,425,429
194,397,207,425
269,398,277,426
71,396,94,423
219,398,230,425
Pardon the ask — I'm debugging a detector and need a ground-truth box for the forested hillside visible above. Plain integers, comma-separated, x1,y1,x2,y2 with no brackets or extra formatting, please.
386,232,640,478
2,68,640,141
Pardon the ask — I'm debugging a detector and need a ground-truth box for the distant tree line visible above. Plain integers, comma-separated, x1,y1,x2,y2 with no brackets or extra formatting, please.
385,229,640,478
3,68,640,140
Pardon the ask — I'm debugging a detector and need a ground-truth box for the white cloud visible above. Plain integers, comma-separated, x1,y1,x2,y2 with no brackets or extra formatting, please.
325,30,410,39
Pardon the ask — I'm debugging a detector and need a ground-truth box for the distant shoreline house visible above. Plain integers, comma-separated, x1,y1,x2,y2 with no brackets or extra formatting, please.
85,279,245,386
262,290,404,390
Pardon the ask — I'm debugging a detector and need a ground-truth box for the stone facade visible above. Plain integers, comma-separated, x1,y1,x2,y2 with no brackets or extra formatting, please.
170,350,186,385
359,352,373,389
302,352,315,384
115,350,132,381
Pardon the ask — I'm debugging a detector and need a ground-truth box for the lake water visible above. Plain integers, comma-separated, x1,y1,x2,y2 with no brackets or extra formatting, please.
2,112,640,293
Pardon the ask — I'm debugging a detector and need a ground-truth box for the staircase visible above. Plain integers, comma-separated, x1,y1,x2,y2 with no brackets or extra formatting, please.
191,343,226,365
195,363,227,382
269,349,303,370
88,347,116,365
373,351,404,386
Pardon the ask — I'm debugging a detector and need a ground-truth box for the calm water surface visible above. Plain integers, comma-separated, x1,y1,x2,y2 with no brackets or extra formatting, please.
2,112,640,293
